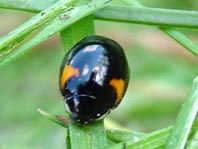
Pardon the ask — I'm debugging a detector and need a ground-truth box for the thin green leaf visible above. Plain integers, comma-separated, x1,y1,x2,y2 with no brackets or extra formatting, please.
160,28,198,55
95,5,198,29
0,0,56,12
0,145,31,149
35,107,198,149
60,15,95,54
106,129,144,143
39,107,108,149
186,119,198,149
187,130,198,149
37,108,68,128
68,121,108,149
120,0,142,7
106,119,198,149
118,0,198,56
2,1,198,30
0,0,111,67
36,108,145,144
106,127,172,149
0,0,76,53
166,77,198,149
2,0,198,31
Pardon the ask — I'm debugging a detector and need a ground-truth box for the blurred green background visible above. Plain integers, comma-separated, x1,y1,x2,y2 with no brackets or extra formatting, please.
0,1,198,148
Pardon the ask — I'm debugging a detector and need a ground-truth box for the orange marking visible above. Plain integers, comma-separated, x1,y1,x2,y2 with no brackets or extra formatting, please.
109,79,125,104
60,65,79,89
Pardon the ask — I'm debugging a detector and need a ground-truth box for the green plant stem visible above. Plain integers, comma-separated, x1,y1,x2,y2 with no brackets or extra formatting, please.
106,126,172,149
186,119,198,149
160,28,198,56
0,0,111,67
37,108,108,149
118,0,198,56
106,129,144,143
36,108,198,149
166,77,198,149
60,15,94,54
68,121,107,149
37,108,67,127
95,5,198,29
1,2,198,29
0,0,76,53
36,108,145,144
187,129,198,149
0,0,56,12
37,108,67,128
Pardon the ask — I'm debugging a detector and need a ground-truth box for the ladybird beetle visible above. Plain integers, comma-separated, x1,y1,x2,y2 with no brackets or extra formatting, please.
59,35,130,124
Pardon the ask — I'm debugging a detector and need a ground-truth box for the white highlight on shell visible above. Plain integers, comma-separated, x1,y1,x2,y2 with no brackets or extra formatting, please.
82,64,89,76
96,110,111,120
93,55,109,86
83,45,98,52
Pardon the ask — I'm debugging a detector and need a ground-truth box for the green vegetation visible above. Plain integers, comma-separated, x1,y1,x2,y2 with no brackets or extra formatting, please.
0,0,198,148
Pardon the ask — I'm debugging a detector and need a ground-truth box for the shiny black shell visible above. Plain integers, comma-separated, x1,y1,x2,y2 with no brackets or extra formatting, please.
59,35,130,124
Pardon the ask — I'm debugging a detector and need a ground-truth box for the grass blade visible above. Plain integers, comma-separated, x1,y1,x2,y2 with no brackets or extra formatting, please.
37,108,108,149
186,120,198,149
0,0,111,67
106,127,172,149
106,129,144,143
95,5,198,29
60,15,95,53
0,0,76,53
2,1,198,30
160,28,198,55
0,0,56,12
36,108,145,145
37,108,68,128
68,121,108,149
166,77,198,149
187,130,198,149
95,0,198,56
2,0,198,30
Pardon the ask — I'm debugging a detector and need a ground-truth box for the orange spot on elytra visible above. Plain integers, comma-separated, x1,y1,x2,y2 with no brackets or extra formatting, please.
109,79,125,104
60,65,79,89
